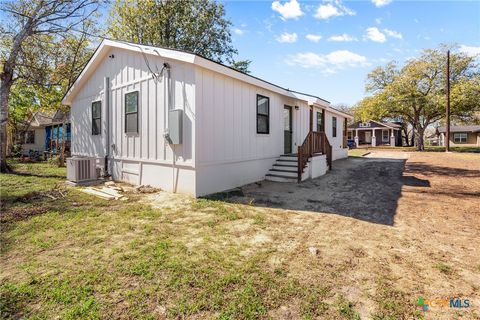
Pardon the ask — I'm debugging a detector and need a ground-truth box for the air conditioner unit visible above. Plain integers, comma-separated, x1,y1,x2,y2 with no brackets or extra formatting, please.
67,157,97,182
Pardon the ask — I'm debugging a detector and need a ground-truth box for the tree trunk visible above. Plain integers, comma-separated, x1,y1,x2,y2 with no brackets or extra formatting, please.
416,127,425,151
410,127,416,146
0,3,41,172
402,126,409,146
0,73,13,172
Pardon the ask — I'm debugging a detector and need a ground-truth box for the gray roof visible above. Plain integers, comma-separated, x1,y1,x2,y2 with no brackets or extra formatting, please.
348,120,402,129
33,112,55,126
438,125,480,133
30,111,70,127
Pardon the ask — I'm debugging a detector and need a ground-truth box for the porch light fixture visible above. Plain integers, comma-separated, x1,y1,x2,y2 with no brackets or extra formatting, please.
295,106,299,110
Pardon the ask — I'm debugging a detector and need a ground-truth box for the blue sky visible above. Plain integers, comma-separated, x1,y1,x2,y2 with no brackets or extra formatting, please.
222,0,480,105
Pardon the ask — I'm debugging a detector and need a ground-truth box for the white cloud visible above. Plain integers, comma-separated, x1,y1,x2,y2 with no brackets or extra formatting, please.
306,34,322,42
314,1,355,20
375,18,382,24
365,27,386,43
233,28,244,35
459,45,480,57
383,29,402,39
328,33,357,42
272,0,303,20
286,50,368,73
276,32,298,43
372,0,392,7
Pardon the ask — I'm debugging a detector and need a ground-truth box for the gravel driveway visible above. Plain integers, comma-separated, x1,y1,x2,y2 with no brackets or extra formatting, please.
231,152,413,225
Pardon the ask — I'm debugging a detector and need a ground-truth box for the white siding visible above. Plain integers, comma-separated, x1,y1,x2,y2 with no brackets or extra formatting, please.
70,45,348,197
323,109,348,160
194,66,308,196
70,47,196,193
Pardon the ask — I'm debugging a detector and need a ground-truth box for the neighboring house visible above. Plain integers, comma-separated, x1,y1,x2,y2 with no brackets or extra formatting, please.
18,110,71,156
62,39,352,197
436,125,480,147
348,121,402,147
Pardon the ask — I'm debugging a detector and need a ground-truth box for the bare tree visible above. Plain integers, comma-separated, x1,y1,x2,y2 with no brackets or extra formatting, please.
0,0,101,172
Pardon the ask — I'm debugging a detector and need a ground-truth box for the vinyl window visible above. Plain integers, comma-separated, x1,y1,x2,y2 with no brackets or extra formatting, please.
453,133,467,143
332,117,337,138
382,129,389,142
92,101,101,135
19,130,35,144
125,91,139,133
256,94,270,134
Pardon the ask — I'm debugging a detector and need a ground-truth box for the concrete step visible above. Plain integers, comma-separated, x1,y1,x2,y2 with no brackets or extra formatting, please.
268,169,297,177
279,155,298,161
265,174,297,183
272,164,297,172
276,159,298,164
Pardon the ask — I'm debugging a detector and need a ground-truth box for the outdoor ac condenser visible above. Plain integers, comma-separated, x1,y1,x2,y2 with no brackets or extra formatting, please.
67,157,97,182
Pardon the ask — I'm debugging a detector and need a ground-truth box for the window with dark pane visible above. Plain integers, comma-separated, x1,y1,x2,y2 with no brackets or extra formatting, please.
332,116,337,137
256,94,269,134
91,101,101,135
316,111,323,132
125,91,139,133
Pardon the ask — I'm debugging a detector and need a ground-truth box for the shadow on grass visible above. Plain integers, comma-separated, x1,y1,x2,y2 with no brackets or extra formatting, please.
406,162,480,178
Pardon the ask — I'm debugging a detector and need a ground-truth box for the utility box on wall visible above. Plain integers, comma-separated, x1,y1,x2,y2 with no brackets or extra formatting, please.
168,109,183,144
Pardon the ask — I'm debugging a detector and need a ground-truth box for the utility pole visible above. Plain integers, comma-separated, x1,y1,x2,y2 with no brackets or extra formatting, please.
445,50,450,152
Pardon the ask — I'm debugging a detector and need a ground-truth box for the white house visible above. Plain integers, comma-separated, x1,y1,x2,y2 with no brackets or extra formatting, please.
62,39,352,197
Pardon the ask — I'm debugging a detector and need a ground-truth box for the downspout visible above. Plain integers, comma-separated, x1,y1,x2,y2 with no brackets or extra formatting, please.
104,77,110,176
164,64,176,192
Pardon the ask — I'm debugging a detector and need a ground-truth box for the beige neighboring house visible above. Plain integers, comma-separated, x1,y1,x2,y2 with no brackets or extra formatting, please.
18,110,71,156
18,112,51,155
437,125,480,147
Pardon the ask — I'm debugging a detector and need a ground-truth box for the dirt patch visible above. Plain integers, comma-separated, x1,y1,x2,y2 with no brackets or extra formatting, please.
0,206,50,223
226,151,480,319
2,152,479,319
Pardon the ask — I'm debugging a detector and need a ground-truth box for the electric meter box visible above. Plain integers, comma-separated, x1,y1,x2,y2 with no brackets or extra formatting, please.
168,109,183,144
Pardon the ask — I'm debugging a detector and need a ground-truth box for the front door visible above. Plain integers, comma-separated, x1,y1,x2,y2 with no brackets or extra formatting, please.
364,131,372,143
284,106,293,154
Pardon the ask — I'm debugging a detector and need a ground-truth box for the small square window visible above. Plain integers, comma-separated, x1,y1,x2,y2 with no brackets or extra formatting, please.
25,131,35,144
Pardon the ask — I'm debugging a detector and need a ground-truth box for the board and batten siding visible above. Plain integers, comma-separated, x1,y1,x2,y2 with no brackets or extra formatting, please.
70,47,196,194
324,110,348,160
194,66,309,196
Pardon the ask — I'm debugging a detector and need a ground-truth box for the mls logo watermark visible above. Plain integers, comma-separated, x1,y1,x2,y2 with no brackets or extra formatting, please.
417,297,471,311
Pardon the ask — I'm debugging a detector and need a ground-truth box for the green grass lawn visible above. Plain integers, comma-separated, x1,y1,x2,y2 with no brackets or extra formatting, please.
4,159,475,319
347,149,369,157
1,161,365,319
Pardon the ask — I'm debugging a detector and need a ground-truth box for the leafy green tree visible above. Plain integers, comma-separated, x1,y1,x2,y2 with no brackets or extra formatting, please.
0,0,100,170
355,45,480,150
107,0,238,64
231,59,251,74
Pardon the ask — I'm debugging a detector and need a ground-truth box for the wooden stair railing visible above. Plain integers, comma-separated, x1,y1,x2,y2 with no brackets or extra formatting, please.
297,131,332,182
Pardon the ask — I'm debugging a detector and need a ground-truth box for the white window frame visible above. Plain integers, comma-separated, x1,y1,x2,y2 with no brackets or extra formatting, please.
453,132,468,143
382,129,389,142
